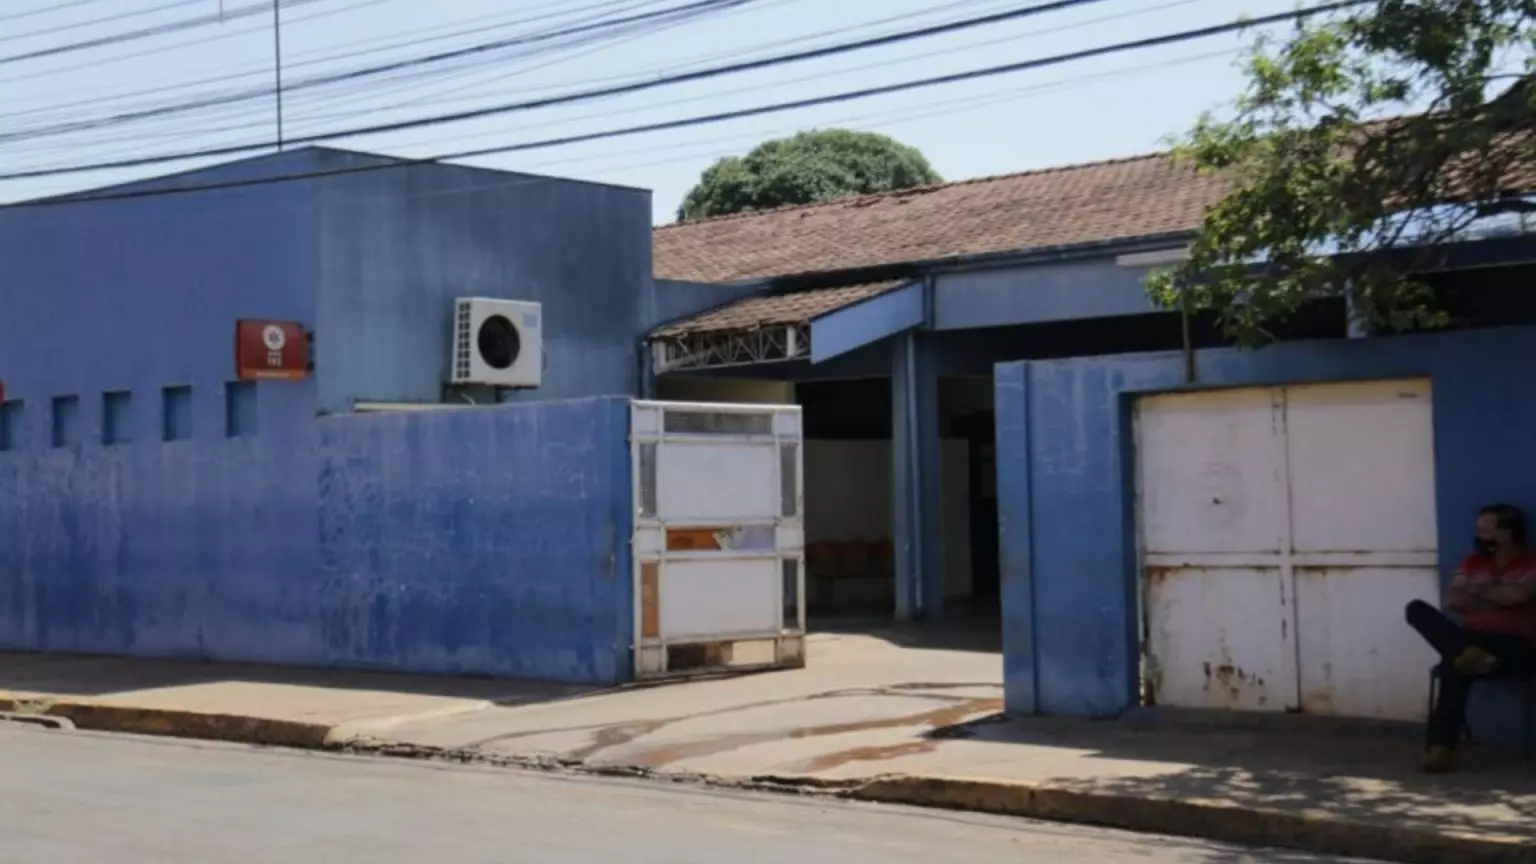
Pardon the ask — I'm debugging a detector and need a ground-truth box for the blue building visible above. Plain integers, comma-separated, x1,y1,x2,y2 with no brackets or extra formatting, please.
649,153,1536,747
5,142,1536,749
0,147,734,684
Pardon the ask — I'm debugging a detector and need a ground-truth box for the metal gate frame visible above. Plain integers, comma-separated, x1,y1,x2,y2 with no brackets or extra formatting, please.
1131,379,1440,719
630,400,806,680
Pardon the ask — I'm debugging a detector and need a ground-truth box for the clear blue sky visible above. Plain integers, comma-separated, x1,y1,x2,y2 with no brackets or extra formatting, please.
0,0,1306,223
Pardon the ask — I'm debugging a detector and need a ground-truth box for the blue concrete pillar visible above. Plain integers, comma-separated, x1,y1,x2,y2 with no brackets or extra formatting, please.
994,362,1037,714
891,330,944,621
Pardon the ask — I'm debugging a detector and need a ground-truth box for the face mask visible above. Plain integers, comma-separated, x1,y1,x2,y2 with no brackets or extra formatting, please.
1475,538,1498,556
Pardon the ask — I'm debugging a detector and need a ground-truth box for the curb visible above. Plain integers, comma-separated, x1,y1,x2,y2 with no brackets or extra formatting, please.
2,700,1529,864
0,697,334,749
848,775,1536,864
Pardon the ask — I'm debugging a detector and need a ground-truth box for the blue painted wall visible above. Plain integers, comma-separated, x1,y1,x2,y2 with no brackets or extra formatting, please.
0,149,325,427
0,396,633,683
996,326,1536,746
311,150,655,413
314,399,632,682
646,278,764,331
811,282,923,364
935,256,1156,330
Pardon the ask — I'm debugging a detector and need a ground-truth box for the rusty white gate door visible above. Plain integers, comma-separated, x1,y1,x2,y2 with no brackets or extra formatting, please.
631,400,805,680
1136,379,1441,720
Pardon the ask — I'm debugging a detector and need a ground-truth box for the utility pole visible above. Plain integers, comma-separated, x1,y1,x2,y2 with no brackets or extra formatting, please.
272,0,285,150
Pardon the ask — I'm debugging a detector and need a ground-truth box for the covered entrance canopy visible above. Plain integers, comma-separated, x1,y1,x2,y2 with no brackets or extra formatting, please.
648,279,921,375
644,277,970,624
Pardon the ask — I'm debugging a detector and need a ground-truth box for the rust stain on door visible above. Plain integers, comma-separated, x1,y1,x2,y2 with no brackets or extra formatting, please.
639,562,660,639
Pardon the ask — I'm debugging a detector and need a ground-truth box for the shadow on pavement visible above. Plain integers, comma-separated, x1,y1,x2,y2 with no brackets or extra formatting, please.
925,711,1536,843
0,651,591,707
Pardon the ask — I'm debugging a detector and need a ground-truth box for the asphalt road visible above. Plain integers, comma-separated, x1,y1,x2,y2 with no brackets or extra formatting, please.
0,723,1373,864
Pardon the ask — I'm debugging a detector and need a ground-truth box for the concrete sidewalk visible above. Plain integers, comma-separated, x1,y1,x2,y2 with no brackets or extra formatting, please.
1,632,1532,864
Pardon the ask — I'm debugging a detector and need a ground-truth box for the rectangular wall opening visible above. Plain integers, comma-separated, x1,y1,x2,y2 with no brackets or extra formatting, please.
102,390,132,446
225,381,257,437
0,400,21,451
51,395,79,448
162,385,193,441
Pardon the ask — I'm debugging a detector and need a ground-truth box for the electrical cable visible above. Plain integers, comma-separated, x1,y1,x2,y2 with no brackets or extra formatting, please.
281,0,1018,133
0,0,1115,155
0,0,331,66
513,46,1239,177
0,0,746,161
271,0,814,133
0,0,950,149
0,0,115,26
0,0,657,118
0,1,1366,193
0,0,760,143
370,0,1202,156
7,45,1241,212
1,0,209,45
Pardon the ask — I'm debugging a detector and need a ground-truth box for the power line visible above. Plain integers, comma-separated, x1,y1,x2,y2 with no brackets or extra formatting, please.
0,0,115,26
0,1,1367,195
0,0,211,43
0,6,693,165
0,0,943,152
7,45,1241,215
1,0,208,44
0,5,690,158
372,0,1202,156
0,0,755,170
0,0,757,144
0,0,330,66
282,0,1017,134
515,46,1240,176
0,0,661,121
0,0,1117,164
0,0,398,92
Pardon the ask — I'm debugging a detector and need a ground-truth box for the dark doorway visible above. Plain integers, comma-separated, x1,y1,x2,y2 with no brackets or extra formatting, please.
950,409,999,607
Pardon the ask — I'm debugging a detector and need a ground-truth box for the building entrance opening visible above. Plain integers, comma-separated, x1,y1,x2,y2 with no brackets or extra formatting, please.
654,375,998,633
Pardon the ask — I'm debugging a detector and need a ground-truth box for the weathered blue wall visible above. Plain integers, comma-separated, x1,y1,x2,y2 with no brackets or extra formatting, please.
936,257,1155,329
311,151,655,413
646,278,764,331
313,398,632,682
0,149,325,426
0,396,632,683
997,326,1536,746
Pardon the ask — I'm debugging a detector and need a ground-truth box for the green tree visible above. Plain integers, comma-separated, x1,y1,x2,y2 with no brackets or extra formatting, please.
677,129,942,221
1147,1,1535,345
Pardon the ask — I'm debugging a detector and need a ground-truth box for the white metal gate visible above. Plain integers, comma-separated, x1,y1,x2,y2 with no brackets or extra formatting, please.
630,400,805,680
1136,379,1441,721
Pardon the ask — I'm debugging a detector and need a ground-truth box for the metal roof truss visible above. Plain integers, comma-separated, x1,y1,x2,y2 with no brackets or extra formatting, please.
652,324,808,373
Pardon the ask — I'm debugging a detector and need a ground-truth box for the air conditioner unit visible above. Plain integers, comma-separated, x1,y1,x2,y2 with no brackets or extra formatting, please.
450,298,543,388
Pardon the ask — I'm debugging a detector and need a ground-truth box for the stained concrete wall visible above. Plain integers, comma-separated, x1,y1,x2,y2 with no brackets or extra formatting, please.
0,397,633,685
995,326,1536,748
311,151,654,413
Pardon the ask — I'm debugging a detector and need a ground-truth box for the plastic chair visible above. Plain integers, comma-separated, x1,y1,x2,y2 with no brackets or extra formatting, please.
1427,662,1535,760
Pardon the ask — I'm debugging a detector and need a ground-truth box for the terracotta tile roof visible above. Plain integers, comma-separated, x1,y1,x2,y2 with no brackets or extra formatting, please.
653,153,1227,284
650,280,908,337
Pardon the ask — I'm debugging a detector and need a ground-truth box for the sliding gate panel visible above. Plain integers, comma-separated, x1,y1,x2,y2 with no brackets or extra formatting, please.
632,400,805,680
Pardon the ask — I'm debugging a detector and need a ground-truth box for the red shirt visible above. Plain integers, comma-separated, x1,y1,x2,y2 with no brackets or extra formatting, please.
1452,552,1536,642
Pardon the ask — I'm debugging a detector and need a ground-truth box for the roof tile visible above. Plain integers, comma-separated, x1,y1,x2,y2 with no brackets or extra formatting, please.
650,280,907,337
653,153,1226,284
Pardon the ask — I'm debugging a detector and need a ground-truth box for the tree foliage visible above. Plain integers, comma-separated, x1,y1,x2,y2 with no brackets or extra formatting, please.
677,129,942,221
1148,1,1536,345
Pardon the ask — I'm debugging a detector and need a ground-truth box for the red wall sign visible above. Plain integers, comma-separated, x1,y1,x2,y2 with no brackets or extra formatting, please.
234,320,310,381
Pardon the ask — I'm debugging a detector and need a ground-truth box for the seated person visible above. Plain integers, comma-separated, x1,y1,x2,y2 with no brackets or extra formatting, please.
1405,503,1536,772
